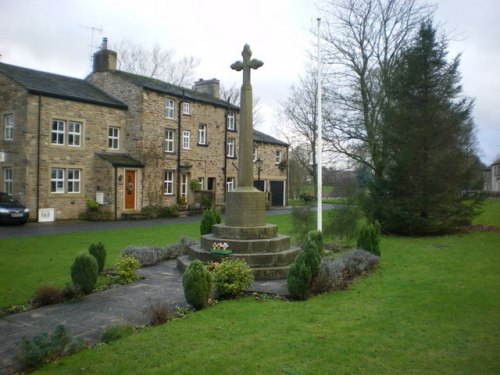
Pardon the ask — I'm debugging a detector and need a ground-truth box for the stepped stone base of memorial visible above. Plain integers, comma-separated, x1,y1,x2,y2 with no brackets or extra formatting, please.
176,223,300,280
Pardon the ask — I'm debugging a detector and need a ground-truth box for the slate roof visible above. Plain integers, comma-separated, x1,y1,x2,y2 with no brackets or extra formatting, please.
96,153,144,167
111,70,239,111
0,62,127,109
253,129,288,146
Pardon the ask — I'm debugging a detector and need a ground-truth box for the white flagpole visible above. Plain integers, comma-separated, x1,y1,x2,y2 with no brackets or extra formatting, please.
316,17,323,232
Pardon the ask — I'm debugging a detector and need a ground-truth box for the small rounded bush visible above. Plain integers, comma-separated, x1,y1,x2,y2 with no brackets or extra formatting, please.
200,207,221,235
212,258,254,298
305,230,324,257
301,235,321,276
357,221,381,256
182,260,212,309
287,257,312,300
88,242,106,273
71,252,98,295
31,286,64,307
116,256,141,284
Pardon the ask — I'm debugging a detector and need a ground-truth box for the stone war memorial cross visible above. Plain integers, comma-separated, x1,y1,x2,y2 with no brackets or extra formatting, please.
225,44,265,227
178,44,300,280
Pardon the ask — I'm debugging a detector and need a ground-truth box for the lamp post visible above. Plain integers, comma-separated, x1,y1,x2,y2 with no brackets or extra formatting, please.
255,157,263,182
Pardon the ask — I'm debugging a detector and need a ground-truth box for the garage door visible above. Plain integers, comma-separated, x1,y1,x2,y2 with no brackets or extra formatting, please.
270,180,285,206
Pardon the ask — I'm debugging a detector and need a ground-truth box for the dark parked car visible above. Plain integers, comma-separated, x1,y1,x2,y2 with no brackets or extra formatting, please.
0,192,29,224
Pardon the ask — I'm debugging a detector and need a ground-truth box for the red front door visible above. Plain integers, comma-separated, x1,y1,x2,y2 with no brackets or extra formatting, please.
125,170,136,209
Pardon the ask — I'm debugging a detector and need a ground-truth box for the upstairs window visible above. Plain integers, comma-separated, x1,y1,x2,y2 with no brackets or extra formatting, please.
183,131,191,149
275,150,283,164
227,113,235,130
68,121,81,146
108,127,120,150
4,114,14,141
183,102,191,115
51,119,82,146
227,138,235,158
198,124,207,145
166,99,175,119
253,147,258,162
51,120,65,145
165,129,175,153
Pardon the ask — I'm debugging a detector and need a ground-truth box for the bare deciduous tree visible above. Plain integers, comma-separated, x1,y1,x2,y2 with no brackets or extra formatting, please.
319,0,434,178
113,39,200,87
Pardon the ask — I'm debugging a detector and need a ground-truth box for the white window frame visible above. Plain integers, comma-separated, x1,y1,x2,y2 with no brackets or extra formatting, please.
166,99,175,119
198,124,207,145
164,170,174,195
253,147,258,162
165,129,175,153
183,131,191,149
181,174,188,197
51,120,65,145
227,177,235,192
3,168,12,195
108,127,120,150
67,168,81,193
50,168,65,193
227,138,235,158
275,150,283,164
67,121,82,147
227,113,235,130
4,113,14,141
183,102,190,115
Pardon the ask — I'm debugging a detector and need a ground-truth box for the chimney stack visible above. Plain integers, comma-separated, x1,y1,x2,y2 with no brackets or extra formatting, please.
193,78,220,99
93,37,117,72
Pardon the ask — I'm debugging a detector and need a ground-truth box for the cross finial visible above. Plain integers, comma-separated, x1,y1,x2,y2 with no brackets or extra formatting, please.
231,44,263,86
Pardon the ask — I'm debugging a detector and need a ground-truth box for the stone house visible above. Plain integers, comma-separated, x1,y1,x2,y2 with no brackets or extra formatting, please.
484,161,500,193
0,41,288,221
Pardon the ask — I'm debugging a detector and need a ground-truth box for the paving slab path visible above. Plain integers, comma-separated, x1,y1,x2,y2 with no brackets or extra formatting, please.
0,260,287,374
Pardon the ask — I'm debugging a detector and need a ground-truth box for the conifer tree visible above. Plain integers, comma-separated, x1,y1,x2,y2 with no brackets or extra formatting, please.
366,21,482,234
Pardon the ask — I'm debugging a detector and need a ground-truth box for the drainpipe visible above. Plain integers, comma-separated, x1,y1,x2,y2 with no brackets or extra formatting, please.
36,96,42,221
223,100,229,202
176,93,184,201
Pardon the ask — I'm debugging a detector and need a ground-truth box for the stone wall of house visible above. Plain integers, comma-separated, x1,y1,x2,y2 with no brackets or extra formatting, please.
87,72,143,158
25,95,126,220
0,74,29,205
140,89,238,207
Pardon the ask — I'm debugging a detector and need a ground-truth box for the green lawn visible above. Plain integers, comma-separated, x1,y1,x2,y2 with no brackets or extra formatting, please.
25,201,500,374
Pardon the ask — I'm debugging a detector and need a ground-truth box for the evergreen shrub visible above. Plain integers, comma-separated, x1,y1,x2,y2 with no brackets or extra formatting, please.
287,258,312,300
212,258,254,298
287,232,322,300
88,242,106,273
357,221,381,256
116,256,141,284
16,325,82,372
101,325,135,343
70,253,98,295
200,207,222,235
182,260,212,309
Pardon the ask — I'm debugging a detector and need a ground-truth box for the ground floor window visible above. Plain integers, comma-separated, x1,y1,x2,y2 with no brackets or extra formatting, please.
50,167,82,193
164,170,174,195
181,174,188,197
226,177,235,192
198,177,204,190
3,167,12,194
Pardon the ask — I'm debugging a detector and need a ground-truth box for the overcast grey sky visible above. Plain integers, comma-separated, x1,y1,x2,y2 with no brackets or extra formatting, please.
1,0,498,165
